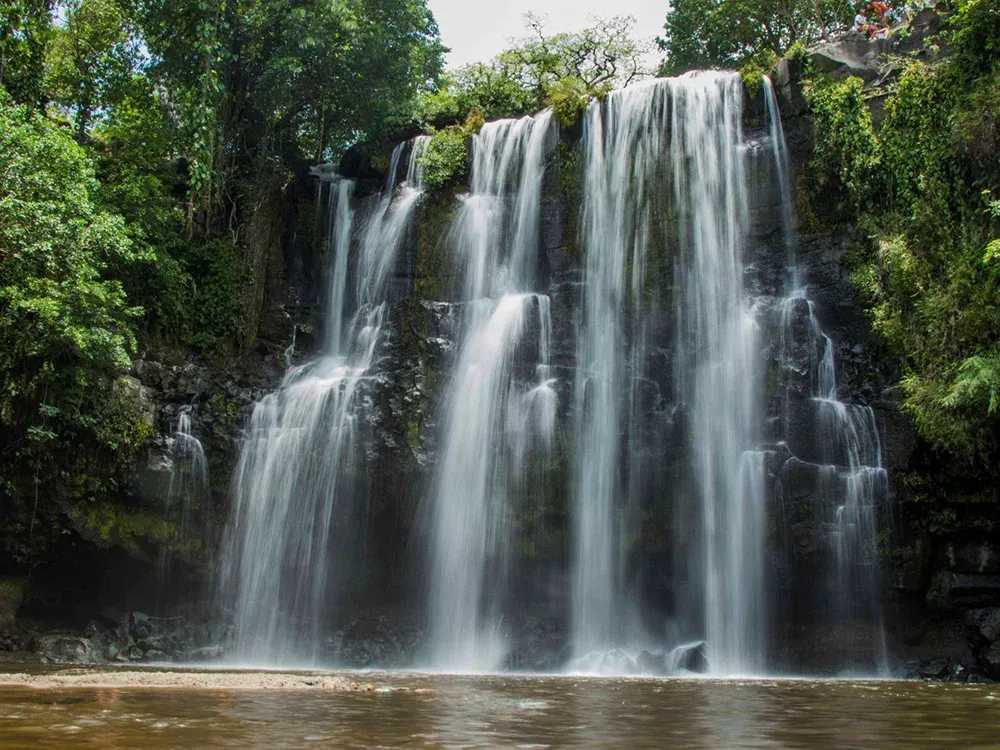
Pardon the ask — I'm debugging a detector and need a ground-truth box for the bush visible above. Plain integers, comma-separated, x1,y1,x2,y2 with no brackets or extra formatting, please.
418,111,484,192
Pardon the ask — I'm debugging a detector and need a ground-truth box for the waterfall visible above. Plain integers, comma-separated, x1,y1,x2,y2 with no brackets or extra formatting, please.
670,72,764,675
572,72,763,672
159,408,210,584
219,138,428,664
426,112,555,671
209,73,889,676
573,79,670,656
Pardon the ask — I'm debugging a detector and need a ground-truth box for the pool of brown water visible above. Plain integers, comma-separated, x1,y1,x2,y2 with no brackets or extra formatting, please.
1,667,998,748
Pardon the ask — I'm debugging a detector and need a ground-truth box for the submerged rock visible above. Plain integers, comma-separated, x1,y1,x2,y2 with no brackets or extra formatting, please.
599,649,638,675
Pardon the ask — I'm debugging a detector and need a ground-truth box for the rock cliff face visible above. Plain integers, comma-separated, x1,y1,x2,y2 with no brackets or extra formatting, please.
7,45,998,678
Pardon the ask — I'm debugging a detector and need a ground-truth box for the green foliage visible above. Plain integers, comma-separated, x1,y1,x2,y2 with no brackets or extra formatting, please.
45,0,142,139
420,127,469,191
418,15,648,125
184,238,244,356
658,0,856,75
137,0,446,230
548,76,589,128
0,1,52,106
740,61,767,100
0,91,156,565
0,90,137,413
804,3,1000,468
418,111,484,192
805,76,881,213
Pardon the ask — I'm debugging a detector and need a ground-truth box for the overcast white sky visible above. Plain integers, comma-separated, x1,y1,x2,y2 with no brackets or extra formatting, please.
427,0,667,69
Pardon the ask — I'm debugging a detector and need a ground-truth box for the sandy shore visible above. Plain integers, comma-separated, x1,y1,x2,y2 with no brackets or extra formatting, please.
0,668,372,691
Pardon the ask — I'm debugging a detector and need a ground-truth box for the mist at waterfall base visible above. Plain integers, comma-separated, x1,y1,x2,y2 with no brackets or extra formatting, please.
215,72,889,676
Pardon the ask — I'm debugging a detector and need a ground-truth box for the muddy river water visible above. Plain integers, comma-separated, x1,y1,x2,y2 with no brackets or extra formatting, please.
1,667,999,748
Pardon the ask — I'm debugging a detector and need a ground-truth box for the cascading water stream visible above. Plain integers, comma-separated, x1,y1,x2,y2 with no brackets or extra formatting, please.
159,408,210,584
765,75,889,673
426,111,555,671
219,137,429,664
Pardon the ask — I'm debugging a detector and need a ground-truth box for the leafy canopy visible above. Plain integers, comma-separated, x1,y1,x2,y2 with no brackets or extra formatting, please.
420,14,650,124
658,0,855,75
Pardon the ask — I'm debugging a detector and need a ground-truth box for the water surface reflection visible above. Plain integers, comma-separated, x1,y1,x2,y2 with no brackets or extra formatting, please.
1,671,998,748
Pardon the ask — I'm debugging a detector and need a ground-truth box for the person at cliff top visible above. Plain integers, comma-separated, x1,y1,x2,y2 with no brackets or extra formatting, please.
866,1,892,38
854,7,872,35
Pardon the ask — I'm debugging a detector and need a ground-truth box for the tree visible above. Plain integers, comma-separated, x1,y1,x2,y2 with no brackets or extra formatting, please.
420,14,650,124
503,13,649,98
0,90,149,565
134,0,445,233
0,0,53,106
45,0,143,139
658,0,855,75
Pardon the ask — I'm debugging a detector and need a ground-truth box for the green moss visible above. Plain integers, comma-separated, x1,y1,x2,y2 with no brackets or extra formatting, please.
554,140,584,256
70,502,184,553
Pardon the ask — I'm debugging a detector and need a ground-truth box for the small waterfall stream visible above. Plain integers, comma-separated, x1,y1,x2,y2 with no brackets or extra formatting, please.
159,408,210,584
764,77,890,673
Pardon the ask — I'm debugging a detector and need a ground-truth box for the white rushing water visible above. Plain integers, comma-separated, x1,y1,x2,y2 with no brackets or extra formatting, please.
426,112,555,670
573,72,764,673
219,137,429,664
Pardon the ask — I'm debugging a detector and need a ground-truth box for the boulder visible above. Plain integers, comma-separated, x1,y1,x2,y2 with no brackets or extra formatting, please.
636,649,668,675
808,39,891,83
599,649,639,675
666,641,709,674
37,635,96,663
966,608,1000,679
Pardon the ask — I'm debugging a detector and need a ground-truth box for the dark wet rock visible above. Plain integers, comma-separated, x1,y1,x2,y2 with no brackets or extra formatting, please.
636,649,668,675
928,572,1000,608
667,641,709,674
966,608,1000,679
907,658,950,679
0,578,25,635
941,541,999,575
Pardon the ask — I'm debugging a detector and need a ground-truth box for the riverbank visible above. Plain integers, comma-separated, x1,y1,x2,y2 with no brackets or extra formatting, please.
0,667,366,691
